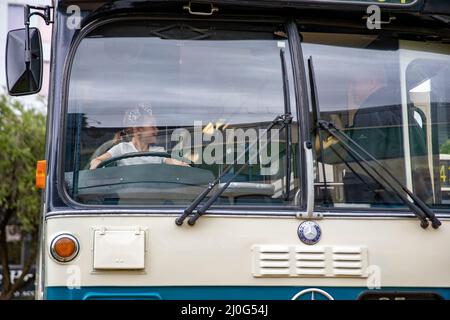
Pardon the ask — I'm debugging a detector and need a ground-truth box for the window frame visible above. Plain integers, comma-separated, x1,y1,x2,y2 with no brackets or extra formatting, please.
299,28,450,216
55,12,450,219
57,15,308,215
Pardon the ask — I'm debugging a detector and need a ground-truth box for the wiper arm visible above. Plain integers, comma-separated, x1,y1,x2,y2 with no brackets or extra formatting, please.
319,120,441,229
280,48,293,200
175,113,292,226
307,57,440,229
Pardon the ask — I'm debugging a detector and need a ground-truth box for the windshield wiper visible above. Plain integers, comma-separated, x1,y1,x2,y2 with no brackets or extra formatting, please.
280,47,293,201
307,57,441,229
308,57,332,206
175,113,292,226
319,120,441,229
176,48,294,226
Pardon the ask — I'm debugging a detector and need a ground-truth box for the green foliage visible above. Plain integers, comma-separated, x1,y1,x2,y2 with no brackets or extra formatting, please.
0,95,46,233
440,140,450,155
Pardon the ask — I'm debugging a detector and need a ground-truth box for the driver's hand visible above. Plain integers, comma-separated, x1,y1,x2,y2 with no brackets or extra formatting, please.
90,152,113,170
90,159,102,170
164,158,190,167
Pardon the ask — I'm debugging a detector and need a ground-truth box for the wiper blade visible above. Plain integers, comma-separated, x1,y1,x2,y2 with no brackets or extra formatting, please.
308,57,332,206
309,56,374,204
307,56,440,229
175,113,292,226
319,120,441,229
309,57,382,203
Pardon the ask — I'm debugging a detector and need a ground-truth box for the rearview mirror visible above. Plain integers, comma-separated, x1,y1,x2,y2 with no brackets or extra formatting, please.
5,27,43,96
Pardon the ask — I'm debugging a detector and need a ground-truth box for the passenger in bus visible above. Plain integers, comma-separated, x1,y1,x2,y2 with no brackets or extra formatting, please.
340,64,431,205
89,104,189,169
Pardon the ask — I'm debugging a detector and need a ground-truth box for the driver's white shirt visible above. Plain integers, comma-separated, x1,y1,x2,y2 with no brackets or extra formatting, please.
107,142,166,166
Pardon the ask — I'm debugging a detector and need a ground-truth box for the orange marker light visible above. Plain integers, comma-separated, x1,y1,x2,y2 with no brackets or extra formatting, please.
50,234,79,262
36,160,46,189
54,237,76,257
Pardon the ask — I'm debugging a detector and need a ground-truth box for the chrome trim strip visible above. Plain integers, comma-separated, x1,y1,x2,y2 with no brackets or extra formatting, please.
45,209,450,219
46,209,298,216
303,142,315,219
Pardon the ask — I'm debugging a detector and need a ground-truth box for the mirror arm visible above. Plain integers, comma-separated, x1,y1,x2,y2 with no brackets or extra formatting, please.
23,5,54,63
25,5,54,25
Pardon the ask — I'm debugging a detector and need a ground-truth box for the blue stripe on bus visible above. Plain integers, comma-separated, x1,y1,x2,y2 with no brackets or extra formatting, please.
45,286,450,300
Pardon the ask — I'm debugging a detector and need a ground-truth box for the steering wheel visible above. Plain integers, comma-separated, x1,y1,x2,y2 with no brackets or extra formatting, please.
97,151,171,168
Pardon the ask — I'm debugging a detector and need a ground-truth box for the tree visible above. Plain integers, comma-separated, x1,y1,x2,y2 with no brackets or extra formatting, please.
0,95,46,300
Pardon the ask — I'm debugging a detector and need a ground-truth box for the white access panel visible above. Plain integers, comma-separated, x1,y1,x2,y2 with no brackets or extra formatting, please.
93,228,146,270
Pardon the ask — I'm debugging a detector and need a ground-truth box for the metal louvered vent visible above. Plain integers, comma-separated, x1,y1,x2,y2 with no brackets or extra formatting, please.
252,245,368,278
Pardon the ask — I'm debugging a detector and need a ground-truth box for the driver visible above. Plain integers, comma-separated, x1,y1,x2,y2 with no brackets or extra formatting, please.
90,104,189,169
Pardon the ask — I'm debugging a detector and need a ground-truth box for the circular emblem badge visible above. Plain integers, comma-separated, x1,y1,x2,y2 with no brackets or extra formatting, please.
297,221,321,245
291,288,334,300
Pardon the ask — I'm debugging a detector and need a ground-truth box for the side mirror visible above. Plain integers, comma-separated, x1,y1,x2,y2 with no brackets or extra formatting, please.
5,27,43,96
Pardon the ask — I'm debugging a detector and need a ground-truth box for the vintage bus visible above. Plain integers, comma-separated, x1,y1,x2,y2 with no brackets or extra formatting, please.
5,0,450,300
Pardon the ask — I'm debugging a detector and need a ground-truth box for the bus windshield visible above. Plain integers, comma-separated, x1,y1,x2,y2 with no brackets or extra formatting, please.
64,20,300,207
302,32,450,210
